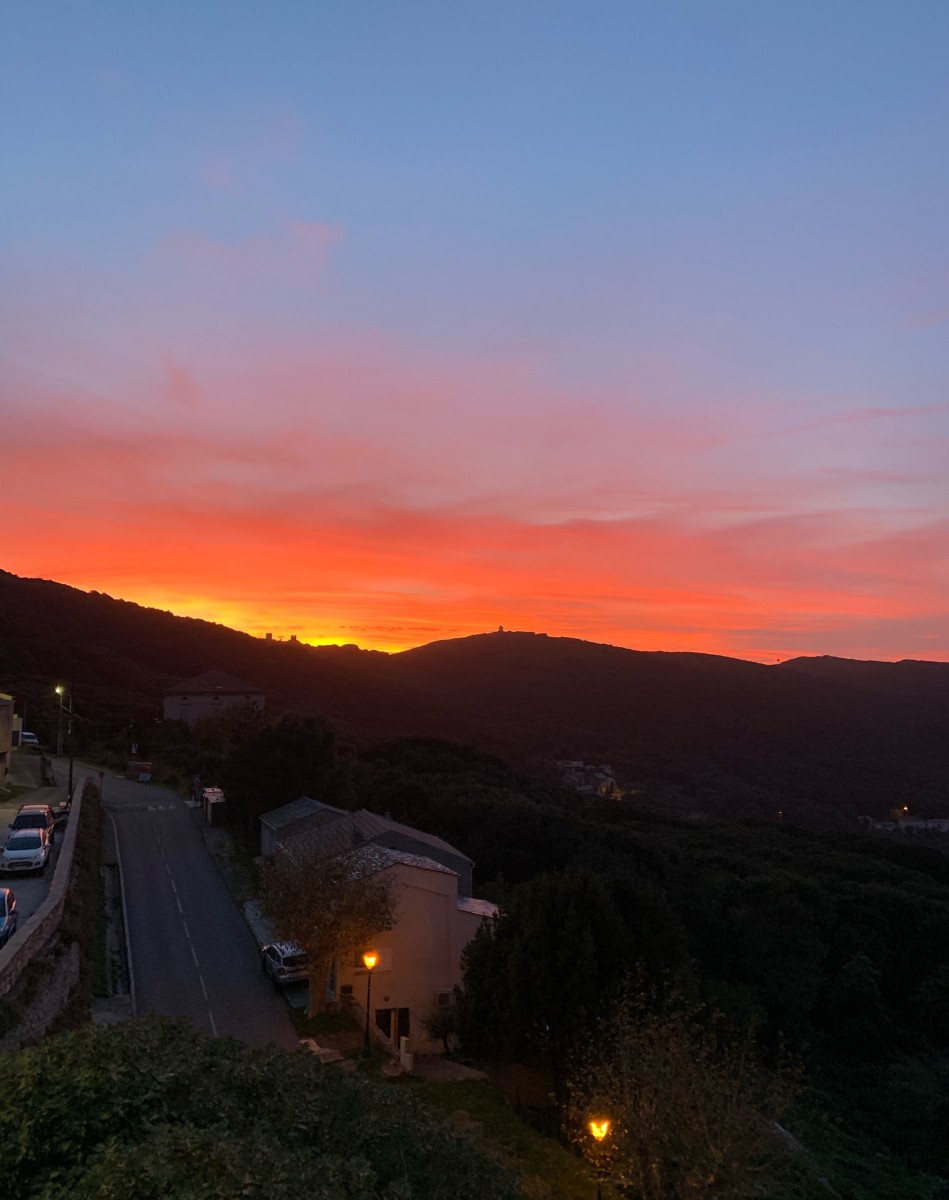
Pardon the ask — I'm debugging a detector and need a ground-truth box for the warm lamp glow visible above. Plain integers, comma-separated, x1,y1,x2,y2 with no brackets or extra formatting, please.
588,1118,611,1141
362,951,378,970
55,685,65,695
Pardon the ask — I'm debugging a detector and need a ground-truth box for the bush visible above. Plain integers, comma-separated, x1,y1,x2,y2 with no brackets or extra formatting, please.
0,1016,518,1200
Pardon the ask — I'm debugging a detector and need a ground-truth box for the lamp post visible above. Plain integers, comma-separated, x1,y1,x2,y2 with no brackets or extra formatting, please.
361,950,378,1058
55,685,74,801
588,1117,611,1200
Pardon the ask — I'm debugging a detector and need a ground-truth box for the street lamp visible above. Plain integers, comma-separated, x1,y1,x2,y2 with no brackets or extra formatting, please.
55,685,74,800
587,1117,611,1200
361,950,378,1058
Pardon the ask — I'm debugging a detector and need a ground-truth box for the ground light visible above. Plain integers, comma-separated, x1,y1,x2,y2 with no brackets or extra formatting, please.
361,950,378,1058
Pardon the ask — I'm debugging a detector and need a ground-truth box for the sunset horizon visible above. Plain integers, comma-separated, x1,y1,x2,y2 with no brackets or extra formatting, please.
3,565,946,666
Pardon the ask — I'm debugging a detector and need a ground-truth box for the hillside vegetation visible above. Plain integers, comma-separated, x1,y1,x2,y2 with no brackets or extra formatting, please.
3,568,949,822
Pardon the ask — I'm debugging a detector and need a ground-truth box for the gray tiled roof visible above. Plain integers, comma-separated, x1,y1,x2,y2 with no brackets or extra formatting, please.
260,796,345,831
351,809,472,863
164,669,264,695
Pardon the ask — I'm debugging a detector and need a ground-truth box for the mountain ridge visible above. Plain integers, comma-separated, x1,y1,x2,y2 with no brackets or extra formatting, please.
3,568,948,821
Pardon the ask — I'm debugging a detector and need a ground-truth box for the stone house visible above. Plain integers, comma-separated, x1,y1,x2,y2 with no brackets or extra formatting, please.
162,670,264,726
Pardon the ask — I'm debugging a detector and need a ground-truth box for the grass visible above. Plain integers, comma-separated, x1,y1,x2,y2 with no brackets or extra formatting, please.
90,866,110,998
391,1078,618,1200
289,1005,360,1040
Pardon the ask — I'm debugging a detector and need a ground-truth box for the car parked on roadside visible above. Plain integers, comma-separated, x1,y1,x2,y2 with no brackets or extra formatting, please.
260,942,310,987
0,888,17,945
1,829,51,875
10,806,56,845
18,732,40,748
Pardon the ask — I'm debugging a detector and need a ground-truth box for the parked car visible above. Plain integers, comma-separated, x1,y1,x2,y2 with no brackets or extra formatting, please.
10,806,55,845
18,732,40,748
1,829,51,875
260,942,310,987
0,888,17,946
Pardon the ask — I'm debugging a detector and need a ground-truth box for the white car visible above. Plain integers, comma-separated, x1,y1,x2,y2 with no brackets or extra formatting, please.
260,942,310,986
1,829,51,875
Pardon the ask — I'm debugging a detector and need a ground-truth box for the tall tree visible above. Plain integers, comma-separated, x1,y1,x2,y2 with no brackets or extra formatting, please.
261,840,396,1017
458,871,630,1101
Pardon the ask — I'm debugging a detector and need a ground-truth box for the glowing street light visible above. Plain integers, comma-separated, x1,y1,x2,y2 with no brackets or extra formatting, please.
588,1117,611,1141
361,950,378,1058
54,685,74,799
587,1116,611,1200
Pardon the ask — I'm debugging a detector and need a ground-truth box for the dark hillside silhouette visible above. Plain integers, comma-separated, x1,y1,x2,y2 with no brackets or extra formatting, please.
2,569,948,820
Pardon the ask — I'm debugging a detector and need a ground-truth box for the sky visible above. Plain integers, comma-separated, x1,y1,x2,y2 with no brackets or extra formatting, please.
2,2,948,661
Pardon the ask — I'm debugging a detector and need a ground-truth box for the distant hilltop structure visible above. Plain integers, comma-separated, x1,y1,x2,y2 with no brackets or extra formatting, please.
163,669,265,726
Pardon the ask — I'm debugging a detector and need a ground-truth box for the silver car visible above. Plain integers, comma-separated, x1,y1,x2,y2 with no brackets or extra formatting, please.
1,829,51,875
260,942,310,987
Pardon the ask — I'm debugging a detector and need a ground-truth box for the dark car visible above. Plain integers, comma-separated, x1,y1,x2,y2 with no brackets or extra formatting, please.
260,942,310,987
10,806,55,845
0,888,17,946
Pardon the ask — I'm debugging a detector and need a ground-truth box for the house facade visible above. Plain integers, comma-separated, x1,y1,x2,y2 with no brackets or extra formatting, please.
162,670,265,726
264,799,495,1055
331,849,496,1054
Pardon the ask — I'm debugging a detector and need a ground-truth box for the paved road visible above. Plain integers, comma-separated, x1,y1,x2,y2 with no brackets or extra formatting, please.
55,761,298,1051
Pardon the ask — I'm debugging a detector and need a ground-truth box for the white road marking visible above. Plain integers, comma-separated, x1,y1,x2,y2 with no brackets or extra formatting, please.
146,808,221,1040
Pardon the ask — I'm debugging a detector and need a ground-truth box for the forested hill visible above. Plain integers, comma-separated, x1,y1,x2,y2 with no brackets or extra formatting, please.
2,568,948,821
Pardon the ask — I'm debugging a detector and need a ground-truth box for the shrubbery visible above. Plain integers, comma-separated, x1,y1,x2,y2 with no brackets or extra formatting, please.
0,1016,518,1200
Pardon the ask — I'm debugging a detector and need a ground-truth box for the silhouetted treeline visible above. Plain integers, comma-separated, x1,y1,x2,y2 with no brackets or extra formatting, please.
4,569,949,823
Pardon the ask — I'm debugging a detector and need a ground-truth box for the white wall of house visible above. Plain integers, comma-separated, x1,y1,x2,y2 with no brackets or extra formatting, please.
336,859,493,1055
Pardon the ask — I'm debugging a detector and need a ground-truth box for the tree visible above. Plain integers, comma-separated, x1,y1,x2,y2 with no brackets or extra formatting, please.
0,1015,519,1199
458,871,630,1102
219,713,338,831
424,997,461,1057
261,840,396,1017
566,988,801,1200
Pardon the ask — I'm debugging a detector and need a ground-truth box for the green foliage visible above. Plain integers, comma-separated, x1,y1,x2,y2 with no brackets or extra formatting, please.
459,872,663,1098
220,713,338,829
0,1016,518,1200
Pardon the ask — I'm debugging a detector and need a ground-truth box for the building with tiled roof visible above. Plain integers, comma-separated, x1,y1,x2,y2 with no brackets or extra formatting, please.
162,670,264,726
261,801,474,894
262,798,495,1057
